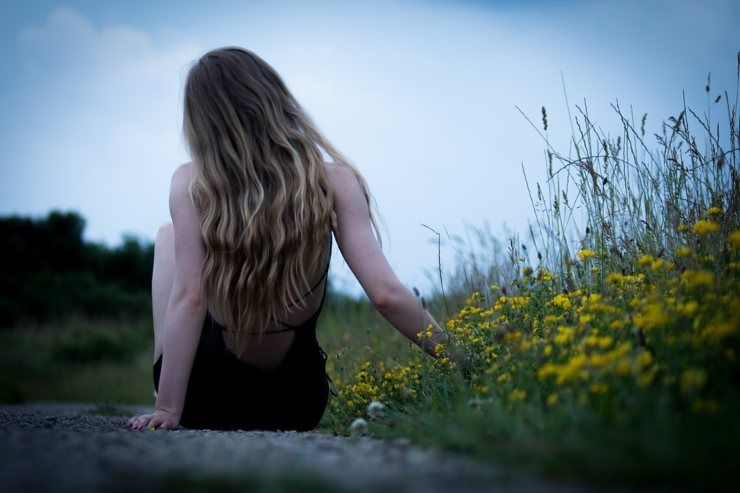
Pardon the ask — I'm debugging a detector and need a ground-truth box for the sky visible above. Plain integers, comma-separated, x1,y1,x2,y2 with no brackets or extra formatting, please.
1,0,738,297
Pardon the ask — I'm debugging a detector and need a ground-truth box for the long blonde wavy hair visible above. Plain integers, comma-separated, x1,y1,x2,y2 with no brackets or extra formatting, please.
182,46,381,353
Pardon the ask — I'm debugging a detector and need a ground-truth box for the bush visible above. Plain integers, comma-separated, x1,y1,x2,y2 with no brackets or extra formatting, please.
50,322,150,364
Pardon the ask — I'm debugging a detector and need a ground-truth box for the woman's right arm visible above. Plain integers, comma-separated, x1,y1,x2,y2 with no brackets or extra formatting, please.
326,162,450,359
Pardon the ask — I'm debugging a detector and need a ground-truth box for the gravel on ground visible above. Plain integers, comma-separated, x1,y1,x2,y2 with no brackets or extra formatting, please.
0,401,633,493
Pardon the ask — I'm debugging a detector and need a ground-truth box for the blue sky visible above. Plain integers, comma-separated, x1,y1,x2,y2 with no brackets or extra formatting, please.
1,0,738,296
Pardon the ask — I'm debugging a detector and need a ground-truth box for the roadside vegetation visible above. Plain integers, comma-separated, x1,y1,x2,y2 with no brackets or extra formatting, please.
323,59,740,489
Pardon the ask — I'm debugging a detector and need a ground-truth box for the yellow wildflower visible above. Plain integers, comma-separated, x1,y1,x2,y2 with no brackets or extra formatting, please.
473,384,489,395
577,249,596,261
701,320,737,340
584,335,599,347
730,230,740,250
597,336,613,349
616,359,631,375
637,367,657,387
551,293,572,310
606,272,624,285
637,350,653,367
588,293,602,304
589,383,608,394
554,325,575,345
706,206,722,216
589,353,607,368
537,363,557,380
693,220,719,235
677,300,699,317
466,292,484,306
638,254,654,265
556,354,587,384
674,246,690,257
681,270,715,289
680,369,707,395
634,303,669,331
509,389,527,402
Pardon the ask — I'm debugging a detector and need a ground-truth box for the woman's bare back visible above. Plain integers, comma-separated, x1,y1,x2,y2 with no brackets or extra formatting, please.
208,161,337,372
214,242,330,372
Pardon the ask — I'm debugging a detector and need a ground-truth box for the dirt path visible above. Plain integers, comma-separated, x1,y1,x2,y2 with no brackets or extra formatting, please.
0,401,626,493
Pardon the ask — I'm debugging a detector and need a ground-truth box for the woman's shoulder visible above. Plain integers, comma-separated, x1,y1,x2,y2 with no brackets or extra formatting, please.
167,162,197,212
168,162,196,197
323,160,358,192
172,161,195,183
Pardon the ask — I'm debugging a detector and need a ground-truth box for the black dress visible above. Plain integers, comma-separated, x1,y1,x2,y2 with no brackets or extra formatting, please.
153,238,332,431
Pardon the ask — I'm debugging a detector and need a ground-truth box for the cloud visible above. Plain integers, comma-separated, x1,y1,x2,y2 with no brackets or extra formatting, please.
19,7,152,78
7,7,201,244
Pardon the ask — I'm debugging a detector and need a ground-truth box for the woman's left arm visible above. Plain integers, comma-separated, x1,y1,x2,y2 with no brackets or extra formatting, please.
127,163,207,430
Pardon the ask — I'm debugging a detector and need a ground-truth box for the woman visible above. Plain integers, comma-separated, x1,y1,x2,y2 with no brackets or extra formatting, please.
125,47,450,432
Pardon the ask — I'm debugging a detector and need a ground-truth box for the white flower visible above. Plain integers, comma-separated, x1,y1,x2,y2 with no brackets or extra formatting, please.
349,417,368,437
366,400,385,419
467,397,493,408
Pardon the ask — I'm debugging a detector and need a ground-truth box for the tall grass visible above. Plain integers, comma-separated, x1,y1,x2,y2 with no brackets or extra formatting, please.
323,56,740,489
0,315,154,404
518,62,738,291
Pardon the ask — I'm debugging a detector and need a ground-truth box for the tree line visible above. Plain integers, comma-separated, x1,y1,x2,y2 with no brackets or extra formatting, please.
0,210,154,328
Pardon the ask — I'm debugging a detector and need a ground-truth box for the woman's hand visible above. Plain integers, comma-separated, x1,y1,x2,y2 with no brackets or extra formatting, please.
125,409,181,431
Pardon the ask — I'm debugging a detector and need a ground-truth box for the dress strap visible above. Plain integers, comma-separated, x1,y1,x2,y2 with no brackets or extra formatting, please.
277,239,332,330
223,236,332,335
284,237,333,310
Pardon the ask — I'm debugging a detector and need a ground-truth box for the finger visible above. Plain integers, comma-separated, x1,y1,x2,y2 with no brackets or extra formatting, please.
157,419,171,430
